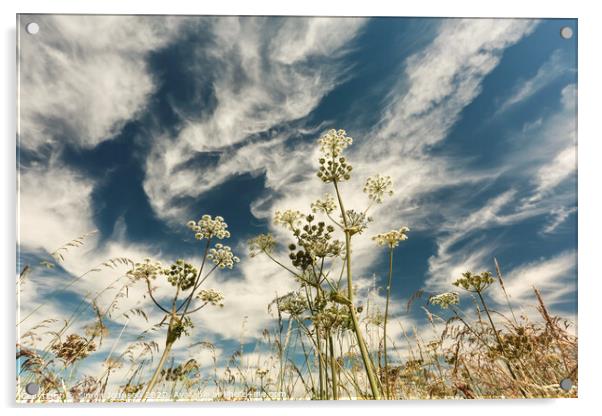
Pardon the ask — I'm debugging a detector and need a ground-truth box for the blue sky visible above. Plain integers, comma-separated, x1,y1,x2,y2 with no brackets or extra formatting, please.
17,15,577,393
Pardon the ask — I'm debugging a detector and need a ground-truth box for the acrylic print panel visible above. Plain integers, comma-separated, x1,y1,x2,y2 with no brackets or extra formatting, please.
16,14,577,402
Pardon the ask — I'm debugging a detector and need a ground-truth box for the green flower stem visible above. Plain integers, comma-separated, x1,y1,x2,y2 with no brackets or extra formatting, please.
143,273,185,401
315,288,326,399
328,332,339,399
383,245,394,399
333,179,381,400
141,314,176,401
177,238,212,314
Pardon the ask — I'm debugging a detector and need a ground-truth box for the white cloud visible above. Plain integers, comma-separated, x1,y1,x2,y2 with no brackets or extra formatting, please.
177,17,366,151
522,83,577,206
532,146,577,197
17,162,94,253
496,49,572,115
18,15,183,150
493,250,577,306
143,17,366,224
372,18,538,154
542,206,577,234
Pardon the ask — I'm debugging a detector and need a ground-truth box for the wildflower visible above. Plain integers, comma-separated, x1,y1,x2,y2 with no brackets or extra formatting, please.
363,174,394,203
317,129,353,157
311,193,337,214
127,258,163,281
256,368,269,378
248,234,276,257
452,271,495,293
317,155,353,183
208,244,240,269
165,259,198,290
51,334,97,365
344,210,373,235
274,209,303,230
372,226,410,248
197,288,225,307
122,383,144,396
429,292,460,309
187,215,231,240
313,305,352,331
310,239,344,258
272,292,308,316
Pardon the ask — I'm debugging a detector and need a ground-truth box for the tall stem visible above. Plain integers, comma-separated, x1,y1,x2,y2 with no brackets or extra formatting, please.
316,325,325,399
383,246,394,399
141,316,175,401
333,179,381,399
315,287,326,399
328,332,339,399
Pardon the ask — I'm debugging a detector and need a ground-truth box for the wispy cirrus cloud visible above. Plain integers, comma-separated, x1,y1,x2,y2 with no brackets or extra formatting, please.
493,250,577,306
143,17,367,224
495,49,573,116
426,83,577,292
18,15,183,150
372,18,539,154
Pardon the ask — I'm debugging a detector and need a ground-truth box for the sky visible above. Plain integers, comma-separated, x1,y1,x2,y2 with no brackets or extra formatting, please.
16,15,577,395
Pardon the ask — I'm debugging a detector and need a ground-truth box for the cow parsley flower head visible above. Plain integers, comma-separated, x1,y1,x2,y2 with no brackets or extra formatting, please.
272,292,308,316
127,258,163,281
372,226,410,248
452,271,495,293
364,174,394,203
197,289,225,307
311,194,337,214
429,292,460,309
165,259,198,290
187,215,231,240
344,210,372,235
274,209,303,230
248,233,276,257
313,305,352,331
208,244,240,269
318,129,353,157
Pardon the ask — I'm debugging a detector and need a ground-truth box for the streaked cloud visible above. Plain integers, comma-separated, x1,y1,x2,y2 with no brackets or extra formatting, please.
495,49,573,115
19,15,183,150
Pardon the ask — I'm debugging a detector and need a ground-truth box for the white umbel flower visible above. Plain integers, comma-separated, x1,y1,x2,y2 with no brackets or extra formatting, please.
429,292,460,309
187,215,231,240
372,226,410,248
274,209,303,230
317,129,352,157
127,258,163,281
311,194,337,214
197,288,225,307
208,244,240,269
363,174,394,203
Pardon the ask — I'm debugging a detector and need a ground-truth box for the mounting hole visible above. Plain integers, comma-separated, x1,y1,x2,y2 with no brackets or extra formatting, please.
25,382,40,395
560,26,573,40
25,22,40,35
559,378,573,391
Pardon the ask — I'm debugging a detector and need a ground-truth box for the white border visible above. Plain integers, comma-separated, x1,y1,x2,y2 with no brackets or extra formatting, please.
2,1,601,415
